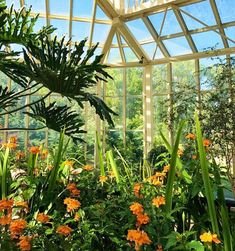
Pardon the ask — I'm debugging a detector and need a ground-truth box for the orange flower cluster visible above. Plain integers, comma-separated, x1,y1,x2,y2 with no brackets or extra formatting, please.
133,183,143,198
148,172,166,186
177,148,184,157
18,236,32,251
67,183,80,197
15,201,29,213
0,214,11,225
200,232,221,244
127,229,151,251
16,151,25,160
130,202,144,215
99,175,108,185
185,133,196,140
203,139,212,147
136,213,150,226
163,165,170,173
152,196,166,208
29,146,40,154
56,225,72,236
64,198,81,212
2,136,18,149
10,219,27,238
36,213,50,223
83,165,93,171
0,199,14,212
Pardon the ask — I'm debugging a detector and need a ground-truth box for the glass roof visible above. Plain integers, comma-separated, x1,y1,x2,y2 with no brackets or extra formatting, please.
5,0,235,65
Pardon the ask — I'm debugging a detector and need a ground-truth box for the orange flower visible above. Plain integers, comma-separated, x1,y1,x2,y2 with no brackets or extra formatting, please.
185,133,196,140
152,196,166,208
15,201,29,213
16,151,25,160
10,219,27,237
136,213,150,226
36,213,50,223
99,175,108,185
200,232,221,244
47,165,54,171
192,155,197,159
0,214,12,225
9,136,17,143
163,165,170,173
67,183,80,196
64,198,81,212
0,199,14,212
127,229,151,251
83,165,93,171
18,236,32,251
203,139,212,147
2,142,17,149
29,146,40,154
133,183,143,198
56,225,72,235
130,202,144,215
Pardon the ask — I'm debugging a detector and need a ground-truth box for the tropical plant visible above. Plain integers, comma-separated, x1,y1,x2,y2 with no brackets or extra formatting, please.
0,1,116,142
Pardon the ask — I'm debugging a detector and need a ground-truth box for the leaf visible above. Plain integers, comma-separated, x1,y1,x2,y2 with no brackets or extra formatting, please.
186,240,204,251
25,101,85,142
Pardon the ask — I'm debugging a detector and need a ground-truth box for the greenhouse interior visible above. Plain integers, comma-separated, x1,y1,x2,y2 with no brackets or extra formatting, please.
0,0,235,250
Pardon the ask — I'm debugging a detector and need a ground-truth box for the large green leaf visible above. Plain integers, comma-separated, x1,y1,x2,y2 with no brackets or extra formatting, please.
25,101,85,142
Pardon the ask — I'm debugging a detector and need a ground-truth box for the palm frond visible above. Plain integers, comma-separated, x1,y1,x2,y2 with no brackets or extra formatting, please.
24,101,86,142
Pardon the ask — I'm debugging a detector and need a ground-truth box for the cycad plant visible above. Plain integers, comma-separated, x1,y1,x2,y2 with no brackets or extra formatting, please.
0,0,116,141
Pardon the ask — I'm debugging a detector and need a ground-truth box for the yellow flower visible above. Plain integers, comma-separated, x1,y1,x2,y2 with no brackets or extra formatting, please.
99,175,108,185
152,196,166,208
130,202,144,215
200,232,221,244
64,160,74,167
64,198,81,212
56,225,72,235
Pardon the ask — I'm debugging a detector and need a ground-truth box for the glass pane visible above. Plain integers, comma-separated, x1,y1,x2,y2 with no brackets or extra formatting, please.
149,10,182,36
154,47,164,59
96,5,109,20
105,130,123,149
50,19,69,40
105,97,123,129
123,47,138,62
141,42,156,59
92,23,111,44
33,17,46,33
126,96,143,129
72,21,91,42
192,30,224,51
216,0,235,23
153,95,169,140
111,34,118,46
49,0,69,15
25,0,46,13
8,97,26,128
224,26,235,47
126,18,153,42
6,0,20,9
152,64,168,94
107,48,122,64
73,0,93,18
28,131,46,146
126,68,143,95
163,36,192,56
180,1,216,30
105,68,123,97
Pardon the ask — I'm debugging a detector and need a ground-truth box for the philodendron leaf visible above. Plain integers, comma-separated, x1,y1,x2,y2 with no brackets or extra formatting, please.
186,240,204,251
